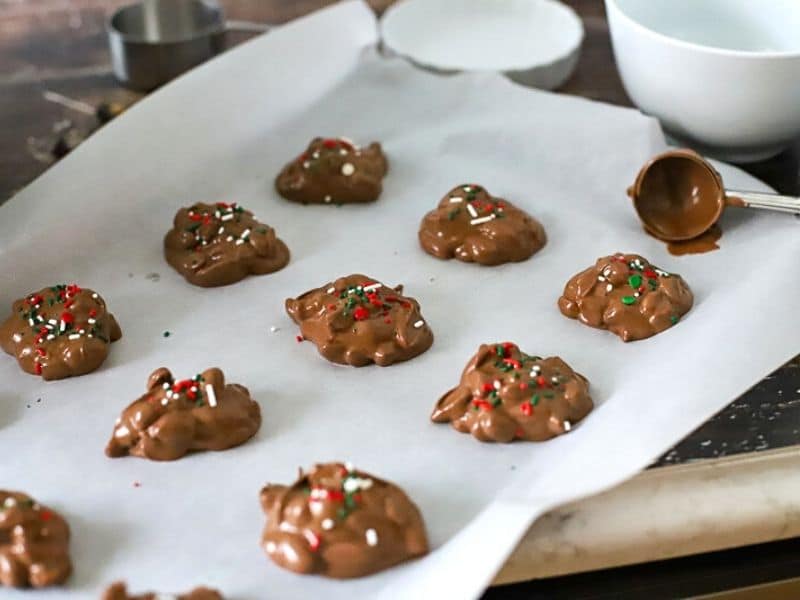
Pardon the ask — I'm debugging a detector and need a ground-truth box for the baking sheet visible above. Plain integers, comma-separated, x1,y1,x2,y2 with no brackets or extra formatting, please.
1,2,799,599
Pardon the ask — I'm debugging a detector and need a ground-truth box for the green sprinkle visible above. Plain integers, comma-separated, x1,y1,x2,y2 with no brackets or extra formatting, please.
531,394,540,406
544,392,555,399
163,331,171,338
628,274,642,289
648,279,658,290
621,296,636,305
670,315,679,325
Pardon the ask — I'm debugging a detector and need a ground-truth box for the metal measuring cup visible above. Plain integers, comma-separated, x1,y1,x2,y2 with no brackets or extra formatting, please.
628,149,800,241
108,0,269,91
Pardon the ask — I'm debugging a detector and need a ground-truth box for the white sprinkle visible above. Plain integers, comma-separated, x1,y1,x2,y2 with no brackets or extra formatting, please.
48,319,57,325
88,334,93,338
344,461,354,472
214,211,221,218
634,292,640,298
115,426,130,438
339,148,348,156
312,151,320,159
597,275,606,282
413,320,424,328
226,235,234,242
362,283,381,292
324,195,332,203
493,380,501,390
59,322,66,332
28,318,34,326
606,283,613,293
4,497,16,508
449,196,463,203
327,287,336,294
47,334,55,340
463,186,472,192
265,541,277,553
235,239,245,245
532,365,541,373
241,228,251,238
466,204,478,218
91,293,98,299
36,315,44,322
87,318,96,325
341,162,355,176
302,161,311,169
551,376,559,383
206,384,218,408
365,528,378,546
470,215,496,226
68,333,80,340
602,268,612,277
162,382,170,389
343,476,373,493
322,518,335,530
161,398,169,406
221,213,234,221
563,420,572,432
12,333,21,343
270,326,279,333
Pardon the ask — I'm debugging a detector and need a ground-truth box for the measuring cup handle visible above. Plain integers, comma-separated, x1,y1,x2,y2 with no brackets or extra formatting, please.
726,190,800,215
225,20,271,34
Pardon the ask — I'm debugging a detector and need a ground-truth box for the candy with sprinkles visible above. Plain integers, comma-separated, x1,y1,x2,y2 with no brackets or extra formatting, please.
558,252,694,342
101,581,224,600
105,367,261,462
260,462,428,578
0,490,72,588
418,184,546,265
275,137,388,205
164,202,289,287
285,274,433,367
0,284,121,380
431,342,593,443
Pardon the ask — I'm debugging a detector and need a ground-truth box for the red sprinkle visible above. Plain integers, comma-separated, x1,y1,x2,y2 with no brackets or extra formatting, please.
27,294,43,306
36,348,46,357
88,309,97,318
322,139,339,149
188,212,203,221
296,335,304,343
536,376,547,388
472,399,493,411
643,269,657,279
60,312,74,325
384,318,392,324
503,358,522,369
521,403,533,417
481,382,494,393
327,304,337,311
306,531,321,552
39,510,53,521
35,363,43,375
353,306,370,321
519,382,528,390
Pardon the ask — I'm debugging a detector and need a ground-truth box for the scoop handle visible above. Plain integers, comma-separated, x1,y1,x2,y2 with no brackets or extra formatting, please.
225,20,271,34
726,190,800,215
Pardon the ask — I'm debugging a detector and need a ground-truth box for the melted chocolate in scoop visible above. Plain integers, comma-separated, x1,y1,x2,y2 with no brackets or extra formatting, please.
629,149,725,242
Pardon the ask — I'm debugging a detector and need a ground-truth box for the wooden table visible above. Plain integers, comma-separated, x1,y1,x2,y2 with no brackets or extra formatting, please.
2,1,799,596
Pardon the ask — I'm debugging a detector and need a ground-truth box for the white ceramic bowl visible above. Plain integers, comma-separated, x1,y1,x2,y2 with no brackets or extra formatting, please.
381,0,583,90
606,0,800,162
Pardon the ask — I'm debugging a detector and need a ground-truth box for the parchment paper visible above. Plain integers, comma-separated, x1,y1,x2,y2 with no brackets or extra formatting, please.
1,2,798,599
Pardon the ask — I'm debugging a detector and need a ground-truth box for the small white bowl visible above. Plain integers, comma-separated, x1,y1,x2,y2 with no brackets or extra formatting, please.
380,0,584,90
606,0,800,162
